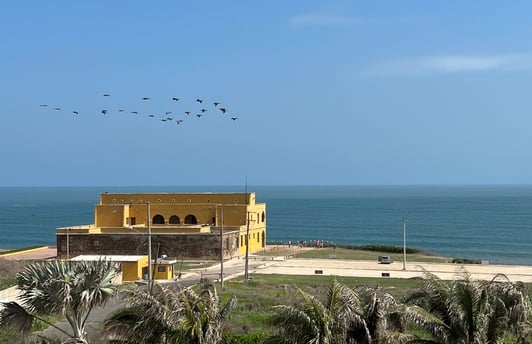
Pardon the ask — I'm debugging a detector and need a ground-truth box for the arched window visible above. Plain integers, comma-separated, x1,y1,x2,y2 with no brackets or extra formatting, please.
261,211,265,222
184,214,197,224
153,214,165,224
169,215,180,224
261,231,265,248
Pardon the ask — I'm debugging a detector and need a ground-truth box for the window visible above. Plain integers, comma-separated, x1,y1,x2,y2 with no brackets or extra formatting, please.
169,215,180,224
184,214,197,224
153,215,165,224
158,266,166,272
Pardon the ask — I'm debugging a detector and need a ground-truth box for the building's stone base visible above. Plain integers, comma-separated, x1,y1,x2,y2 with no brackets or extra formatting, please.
57,232,241,260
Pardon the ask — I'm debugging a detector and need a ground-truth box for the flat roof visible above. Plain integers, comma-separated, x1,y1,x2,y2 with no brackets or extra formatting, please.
70,255,147,262
152,259,178,264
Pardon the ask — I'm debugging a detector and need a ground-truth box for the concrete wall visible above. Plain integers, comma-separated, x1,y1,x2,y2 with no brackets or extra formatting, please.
0,286,20,309
57,231,241,260
122,257,148,281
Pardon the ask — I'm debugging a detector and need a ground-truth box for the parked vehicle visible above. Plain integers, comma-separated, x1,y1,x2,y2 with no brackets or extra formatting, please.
378,255,393,264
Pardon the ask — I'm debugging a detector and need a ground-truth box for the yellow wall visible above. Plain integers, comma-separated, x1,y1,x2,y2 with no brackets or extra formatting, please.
95,205,124,227
100,193,255,206
121,256,148,281
152,263,174,280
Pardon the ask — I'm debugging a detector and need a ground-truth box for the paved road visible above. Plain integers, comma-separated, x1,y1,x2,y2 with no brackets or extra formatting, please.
1,247,57,261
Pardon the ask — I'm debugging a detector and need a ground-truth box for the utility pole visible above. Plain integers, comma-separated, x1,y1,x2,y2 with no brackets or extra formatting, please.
244,211,251,281
402,218,407,271
220,207,224,288
66,227,70,260
147,201,152,289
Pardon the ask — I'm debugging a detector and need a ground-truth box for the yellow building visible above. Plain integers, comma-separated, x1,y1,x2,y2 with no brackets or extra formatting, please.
57,192,267,260
152,257,178,280
70,255,148,282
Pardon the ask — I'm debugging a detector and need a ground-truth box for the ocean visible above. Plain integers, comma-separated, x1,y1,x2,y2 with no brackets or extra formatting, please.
1,185,531,265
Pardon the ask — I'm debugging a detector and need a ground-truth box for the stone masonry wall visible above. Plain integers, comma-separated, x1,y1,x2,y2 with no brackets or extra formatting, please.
57,232,240,260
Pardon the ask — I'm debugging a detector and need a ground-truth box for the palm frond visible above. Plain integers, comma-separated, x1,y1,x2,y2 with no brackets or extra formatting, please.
0,301,34,333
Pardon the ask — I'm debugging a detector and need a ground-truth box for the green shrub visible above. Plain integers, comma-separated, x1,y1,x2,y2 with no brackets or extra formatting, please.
339,244,423,254
223,332,267,344
451,258,482,264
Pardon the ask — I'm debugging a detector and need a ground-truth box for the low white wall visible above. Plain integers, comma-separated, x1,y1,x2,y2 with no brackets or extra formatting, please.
0,286,21,309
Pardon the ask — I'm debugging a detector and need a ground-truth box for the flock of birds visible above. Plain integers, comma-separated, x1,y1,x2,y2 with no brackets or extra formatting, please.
39,94,239,126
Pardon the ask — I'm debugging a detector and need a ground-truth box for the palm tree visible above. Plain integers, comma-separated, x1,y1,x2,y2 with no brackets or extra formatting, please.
353,285,414,344
404,271,530,344
485,274,530,343
104,280,237,344
0,259,118,343
266,280,410,344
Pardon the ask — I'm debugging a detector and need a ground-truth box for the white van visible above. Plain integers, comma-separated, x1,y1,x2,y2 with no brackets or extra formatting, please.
378,256,393,264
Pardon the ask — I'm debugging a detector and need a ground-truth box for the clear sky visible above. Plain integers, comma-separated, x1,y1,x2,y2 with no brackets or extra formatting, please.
2,1,532,186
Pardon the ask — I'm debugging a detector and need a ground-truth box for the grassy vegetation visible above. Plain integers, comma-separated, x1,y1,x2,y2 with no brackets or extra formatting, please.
0,259,27,290
0,314,64,343
218,274,424,335
256,246,451,263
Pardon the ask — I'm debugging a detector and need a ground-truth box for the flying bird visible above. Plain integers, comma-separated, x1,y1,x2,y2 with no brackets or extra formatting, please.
73,111,79,115
231,117,238,121
148,114,155,118
172,97,179,101
40,104,48,107
103,94,110,97
176,120,183,124
131,111,138,114
196,114,203,118
184,111,191,115
142,97,151,101
53,107,61,111
118,109,125,112
200,109,207,113
165,111,172,115
101,110,108,115
196,98,203,103
213,102,220,107
219,107,227,114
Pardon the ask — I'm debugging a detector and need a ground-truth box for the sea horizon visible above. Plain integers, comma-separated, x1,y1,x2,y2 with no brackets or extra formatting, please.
1,185,532,265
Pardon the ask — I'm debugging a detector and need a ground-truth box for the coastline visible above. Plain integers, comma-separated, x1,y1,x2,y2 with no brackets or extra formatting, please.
3,185,532,265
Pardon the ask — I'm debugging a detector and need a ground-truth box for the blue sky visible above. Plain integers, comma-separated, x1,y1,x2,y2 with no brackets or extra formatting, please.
2,1,532,186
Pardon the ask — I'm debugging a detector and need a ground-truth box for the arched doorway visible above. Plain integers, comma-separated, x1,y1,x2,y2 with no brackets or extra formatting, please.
184,214,198,224
153,214,165,224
